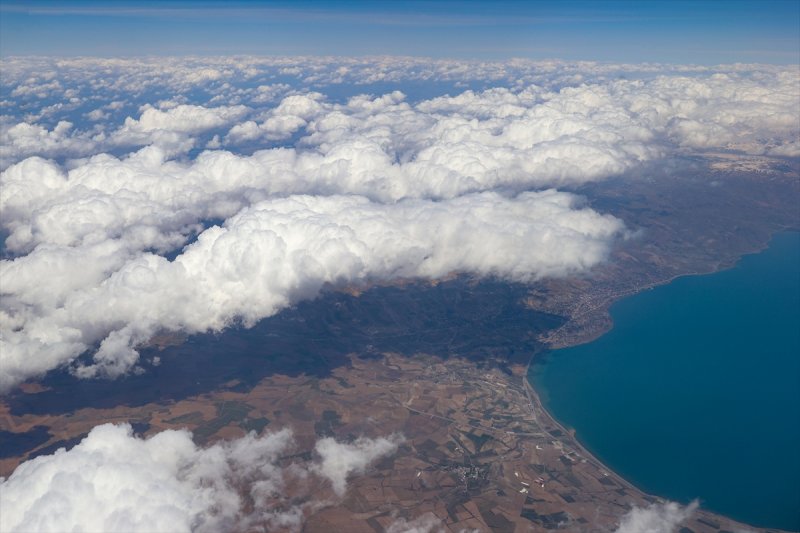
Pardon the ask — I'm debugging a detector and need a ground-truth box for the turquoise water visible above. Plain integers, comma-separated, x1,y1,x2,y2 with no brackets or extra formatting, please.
530,232,800,531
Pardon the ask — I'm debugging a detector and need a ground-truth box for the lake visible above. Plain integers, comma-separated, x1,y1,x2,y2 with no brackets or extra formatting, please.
530,232,800,531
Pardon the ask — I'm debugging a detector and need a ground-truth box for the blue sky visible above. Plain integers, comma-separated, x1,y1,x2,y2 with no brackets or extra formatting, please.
1,0,798,64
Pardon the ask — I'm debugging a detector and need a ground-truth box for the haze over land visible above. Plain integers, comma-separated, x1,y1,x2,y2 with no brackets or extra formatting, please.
1,2,799,532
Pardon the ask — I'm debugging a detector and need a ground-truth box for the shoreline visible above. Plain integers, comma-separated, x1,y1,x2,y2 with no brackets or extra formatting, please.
519,367,785,531
520,228,800,533
539,225,800,352
521,358,638,494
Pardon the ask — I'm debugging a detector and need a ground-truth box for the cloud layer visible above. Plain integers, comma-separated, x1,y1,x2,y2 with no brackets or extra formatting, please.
1,188,624,388
3,64,798,172
1,56,798,390
0,423,401,533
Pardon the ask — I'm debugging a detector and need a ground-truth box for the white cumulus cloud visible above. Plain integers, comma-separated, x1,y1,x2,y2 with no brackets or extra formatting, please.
386,513,446,533
314,434,403,496
0,423,399,533
0,121,99,168
614,500,699,533
0,189,625,389
120,103,250,134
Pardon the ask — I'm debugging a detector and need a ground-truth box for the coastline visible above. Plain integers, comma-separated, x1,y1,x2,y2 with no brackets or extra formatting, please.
520,228,800,533
521,358,638,493
540,234,790,351
2,220,797,531
519,367,789,531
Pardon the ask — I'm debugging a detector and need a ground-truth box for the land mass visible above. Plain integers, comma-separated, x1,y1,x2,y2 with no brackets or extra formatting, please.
1,155,798,532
